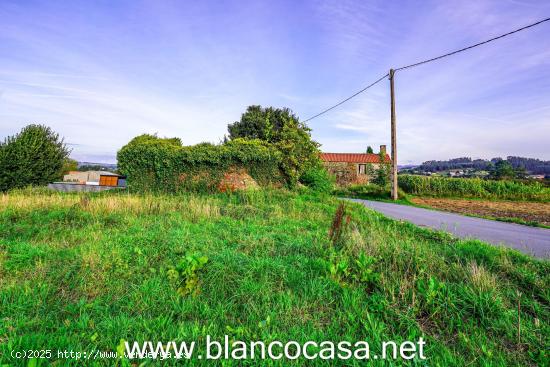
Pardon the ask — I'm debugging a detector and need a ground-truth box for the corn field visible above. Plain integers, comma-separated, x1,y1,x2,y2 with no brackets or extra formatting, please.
398,175,550,201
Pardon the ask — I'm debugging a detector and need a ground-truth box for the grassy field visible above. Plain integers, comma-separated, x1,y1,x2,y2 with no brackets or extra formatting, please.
0,189,548,366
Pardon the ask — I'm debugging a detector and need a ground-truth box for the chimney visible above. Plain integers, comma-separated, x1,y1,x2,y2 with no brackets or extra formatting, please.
379,145,386,155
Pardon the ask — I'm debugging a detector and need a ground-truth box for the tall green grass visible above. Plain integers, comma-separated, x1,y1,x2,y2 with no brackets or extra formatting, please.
398,175,550,201
0,188,548,366
334,183,408,201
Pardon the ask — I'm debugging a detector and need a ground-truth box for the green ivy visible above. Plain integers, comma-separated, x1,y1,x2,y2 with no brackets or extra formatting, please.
117,135,285,192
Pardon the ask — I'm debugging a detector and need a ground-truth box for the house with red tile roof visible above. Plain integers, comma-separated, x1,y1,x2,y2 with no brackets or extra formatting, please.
321,145,391,186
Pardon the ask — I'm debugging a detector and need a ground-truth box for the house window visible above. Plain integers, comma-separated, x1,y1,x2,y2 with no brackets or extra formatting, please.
358,164,367,175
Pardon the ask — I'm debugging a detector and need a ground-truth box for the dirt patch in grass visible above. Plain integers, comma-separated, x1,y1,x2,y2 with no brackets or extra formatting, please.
410,197,550,226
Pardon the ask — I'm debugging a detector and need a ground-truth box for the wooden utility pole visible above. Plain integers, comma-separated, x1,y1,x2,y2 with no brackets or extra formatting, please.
389,69,398,200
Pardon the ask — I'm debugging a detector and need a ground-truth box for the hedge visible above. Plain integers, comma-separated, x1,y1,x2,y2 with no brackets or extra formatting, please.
117,135,284,193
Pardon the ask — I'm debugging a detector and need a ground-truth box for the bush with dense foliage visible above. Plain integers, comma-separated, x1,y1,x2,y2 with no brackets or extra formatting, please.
398,174,550,201
0,124,70,192
299,166,334,193
117,134,284,192
227,105,321,186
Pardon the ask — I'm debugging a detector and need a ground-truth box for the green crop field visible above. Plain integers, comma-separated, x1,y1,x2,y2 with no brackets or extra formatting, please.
398,175,550,201
0,189,548,366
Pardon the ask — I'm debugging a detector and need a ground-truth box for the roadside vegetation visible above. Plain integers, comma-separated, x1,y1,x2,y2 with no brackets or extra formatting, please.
335,176,550,228
334,183,407,202
0,188,548,366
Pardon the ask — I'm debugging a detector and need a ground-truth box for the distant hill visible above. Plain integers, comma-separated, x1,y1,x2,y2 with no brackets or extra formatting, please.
416,156,550,175
398,164,420,171
77,161,118,172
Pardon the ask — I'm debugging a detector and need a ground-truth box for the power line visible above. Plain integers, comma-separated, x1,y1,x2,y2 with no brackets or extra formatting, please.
302,16,550,122
395,17,550,71
302,73,388,122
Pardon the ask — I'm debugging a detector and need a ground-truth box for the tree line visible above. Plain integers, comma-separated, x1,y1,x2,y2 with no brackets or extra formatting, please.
417,156,550,175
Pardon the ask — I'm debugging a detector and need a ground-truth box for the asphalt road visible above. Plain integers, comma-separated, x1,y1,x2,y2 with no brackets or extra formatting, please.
348,199,550,259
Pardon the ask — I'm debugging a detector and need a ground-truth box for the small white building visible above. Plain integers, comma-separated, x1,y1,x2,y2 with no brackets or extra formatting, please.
63,171,118,184
50,170,126,192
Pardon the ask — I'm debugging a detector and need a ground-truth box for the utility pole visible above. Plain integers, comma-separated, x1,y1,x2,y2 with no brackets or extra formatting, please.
389,69,398,200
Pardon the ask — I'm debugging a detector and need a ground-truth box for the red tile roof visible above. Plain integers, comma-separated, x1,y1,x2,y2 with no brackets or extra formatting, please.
320,152,391,163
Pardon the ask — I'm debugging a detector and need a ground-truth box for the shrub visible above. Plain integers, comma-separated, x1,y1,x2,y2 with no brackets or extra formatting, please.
117,135,284,193
299,166,334,193
398,175,550,201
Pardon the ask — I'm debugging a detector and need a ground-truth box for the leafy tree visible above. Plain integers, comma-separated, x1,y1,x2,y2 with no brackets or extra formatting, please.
62,158,78,174
366,146,374,154
514,165,527,179
491,160,515,180
0,124,70,191
227,105,320,186
373,151,391,187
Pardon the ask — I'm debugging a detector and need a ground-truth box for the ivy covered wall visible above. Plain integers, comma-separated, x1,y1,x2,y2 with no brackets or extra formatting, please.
117,135,284,193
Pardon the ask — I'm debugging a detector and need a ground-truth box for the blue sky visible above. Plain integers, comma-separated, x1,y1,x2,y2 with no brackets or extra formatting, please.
1,0,549,164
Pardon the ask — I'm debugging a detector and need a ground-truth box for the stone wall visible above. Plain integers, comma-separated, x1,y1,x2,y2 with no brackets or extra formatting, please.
217,167,259,192
48,183,121,192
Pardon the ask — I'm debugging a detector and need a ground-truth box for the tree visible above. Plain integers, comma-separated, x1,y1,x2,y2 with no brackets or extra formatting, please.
62,158,78,174
0,124,70,191
373,151,391,187
491,160,515,180
227,105,321,186
78,165,102,171
366,146,374,154
514,165,527,179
